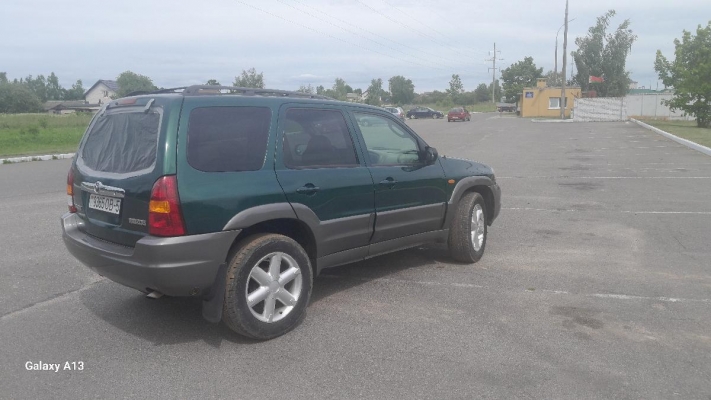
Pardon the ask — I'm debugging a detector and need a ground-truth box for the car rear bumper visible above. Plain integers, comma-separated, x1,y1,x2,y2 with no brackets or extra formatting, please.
61,213,240,297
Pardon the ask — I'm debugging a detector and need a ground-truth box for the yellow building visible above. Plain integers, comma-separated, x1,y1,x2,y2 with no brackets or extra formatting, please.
520,78,581,118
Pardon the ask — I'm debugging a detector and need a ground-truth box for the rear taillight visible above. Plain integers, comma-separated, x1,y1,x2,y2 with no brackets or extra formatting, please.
67,168,77,213
148,175,185,237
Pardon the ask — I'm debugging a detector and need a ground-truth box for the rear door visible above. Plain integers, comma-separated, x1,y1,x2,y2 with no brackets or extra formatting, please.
71,97,178,247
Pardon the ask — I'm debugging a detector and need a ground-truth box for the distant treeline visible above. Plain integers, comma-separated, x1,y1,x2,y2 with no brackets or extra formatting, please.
0,72,85,113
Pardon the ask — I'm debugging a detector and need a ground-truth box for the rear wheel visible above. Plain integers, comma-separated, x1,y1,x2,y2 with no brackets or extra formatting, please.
223,233,313,340
448,192,487,263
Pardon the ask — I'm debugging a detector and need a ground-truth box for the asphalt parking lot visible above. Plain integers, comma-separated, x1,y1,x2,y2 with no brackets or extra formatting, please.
1,113,710,399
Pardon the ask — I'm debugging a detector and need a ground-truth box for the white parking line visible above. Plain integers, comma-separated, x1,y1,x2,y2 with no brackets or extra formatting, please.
504,207,711,215
319,275,711,304
498,176,711,179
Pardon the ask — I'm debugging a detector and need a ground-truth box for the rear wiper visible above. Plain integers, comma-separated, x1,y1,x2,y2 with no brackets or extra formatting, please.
143,99,155,113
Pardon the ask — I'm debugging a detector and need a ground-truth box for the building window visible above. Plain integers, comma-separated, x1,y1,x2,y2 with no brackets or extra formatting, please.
548,97,568,109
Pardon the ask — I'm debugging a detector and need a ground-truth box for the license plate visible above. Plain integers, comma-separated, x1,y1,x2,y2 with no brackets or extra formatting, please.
88,194,122,215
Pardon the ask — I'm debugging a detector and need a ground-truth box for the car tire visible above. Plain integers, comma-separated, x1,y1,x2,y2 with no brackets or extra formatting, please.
448,192,487,263
222,233,313,340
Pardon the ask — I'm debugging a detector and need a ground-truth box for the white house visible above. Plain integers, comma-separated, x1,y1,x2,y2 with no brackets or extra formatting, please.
84,80,119,105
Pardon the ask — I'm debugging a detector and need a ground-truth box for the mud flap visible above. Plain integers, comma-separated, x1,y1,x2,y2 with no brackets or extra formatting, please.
201,263,227,323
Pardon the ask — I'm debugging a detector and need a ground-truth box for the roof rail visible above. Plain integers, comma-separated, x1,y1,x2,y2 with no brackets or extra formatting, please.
125,87,188,97
182,85,333,100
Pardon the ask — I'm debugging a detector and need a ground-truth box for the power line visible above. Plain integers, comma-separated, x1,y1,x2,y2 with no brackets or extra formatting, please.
233,0,451,72
379,0,489,56
353,0,473,60
288,0,480,70
277,0,473,71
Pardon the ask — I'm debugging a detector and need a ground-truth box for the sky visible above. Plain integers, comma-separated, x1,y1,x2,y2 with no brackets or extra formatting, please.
1,0,708,94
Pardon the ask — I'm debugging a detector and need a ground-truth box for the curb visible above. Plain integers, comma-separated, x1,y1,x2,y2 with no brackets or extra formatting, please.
1,153,75,165
530,119,574,123
630,118,711,158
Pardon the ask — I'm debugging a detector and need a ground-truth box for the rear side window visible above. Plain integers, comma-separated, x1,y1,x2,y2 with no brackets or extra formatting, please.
187,106,271,172
81,111,160,174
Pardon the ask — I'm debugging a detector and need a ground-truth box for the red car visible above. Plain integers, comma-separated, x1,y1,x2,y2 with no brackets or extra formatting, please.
447,107,470,122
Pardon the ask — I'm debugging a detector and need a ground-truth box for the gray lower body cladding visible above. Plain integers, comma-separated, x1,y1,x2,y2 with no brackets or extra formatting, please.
61,213,240,297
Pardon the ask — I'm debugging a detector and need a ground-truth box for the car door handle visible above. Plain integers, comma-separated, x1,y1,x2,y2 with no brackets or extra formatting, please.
296,184,320,195
379,178,397,188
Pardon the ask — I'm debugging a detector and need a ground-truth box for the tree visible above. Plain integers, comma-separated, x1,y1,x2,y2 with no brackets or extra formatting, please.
297,84,314,94
332,78,348,100
447,74,464,98
44,72,63,100
315,85,325,95
365,78,384,106
116,71,156,97
571,10,637,97
474,83,491,103
206,79,221,86
24,74,48,102
655,21,711,128
0,72,7,84
233,68,265,88
388,75,415,105
0,83,42,113
63,80,85,100
501,57,543,103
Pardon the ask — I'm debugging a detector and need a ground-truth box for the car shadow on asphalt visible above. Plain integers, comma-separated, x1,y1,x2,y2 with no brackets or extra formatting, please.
78,244,455,347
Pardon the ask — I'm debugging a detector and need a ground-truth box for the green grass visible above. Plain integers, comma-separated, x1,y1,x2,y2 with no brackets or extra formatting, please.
0,113,92,157
638,118,711,148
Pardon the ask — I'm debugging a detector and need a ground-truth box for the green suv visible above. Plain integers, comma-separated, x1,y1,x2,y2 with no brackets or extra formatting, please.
62,86,501,339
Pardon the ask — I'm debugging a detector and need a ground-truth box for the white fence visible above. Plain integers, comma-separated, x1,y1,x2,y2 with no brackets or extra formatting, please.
626,93,691,120
573,93,693,122
573,97,627,122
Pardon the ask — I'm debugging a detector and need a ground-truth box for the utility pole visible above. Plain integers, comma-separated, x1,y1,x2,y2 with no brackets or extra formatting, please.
487,43,503,103
560,0,569,119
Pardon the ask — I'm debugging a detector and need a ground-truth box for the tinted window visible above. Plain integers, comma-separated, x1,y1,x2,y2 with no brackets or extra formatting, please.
354,112,420,165
81,110,160,174
187,106,271,172
282,109,358,169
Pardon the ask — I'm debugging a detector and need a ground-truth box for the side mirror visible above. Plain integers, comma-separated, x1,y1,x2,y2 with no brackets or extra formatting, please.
424,146,438,164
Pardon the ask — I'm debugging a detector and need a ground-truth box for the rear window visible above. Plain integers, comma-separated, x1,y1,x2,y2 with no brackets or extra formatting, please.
449,108,463,113
187,106,272,172
80,110,160,174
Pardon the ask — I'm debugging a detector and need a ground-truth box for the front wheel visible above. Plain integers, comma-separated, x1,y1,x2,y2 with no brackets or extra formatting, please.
222,233,313,340
448,192,487,263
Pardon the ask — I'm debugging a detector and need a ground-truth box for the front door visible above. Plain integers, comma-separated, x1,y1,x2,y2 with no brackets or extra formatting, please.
351,111,447,243
275,106,375,258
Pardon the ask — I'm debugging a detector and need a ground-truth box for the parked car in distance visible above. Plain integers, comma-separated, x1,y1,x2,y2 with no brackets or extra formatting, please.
61,85,501,340
384,106,406,121
447,107,471,122
497,102,516,112
406,107,444,119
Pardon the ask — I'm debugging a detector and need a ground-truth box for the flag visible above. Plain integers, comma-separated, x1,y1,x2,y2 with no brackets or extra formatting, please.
589,75,604,83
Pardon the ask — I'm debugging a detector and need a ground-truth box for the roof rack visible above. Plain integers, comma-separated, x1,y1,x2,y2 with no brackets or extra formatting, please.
182,85,333,100
125,87,189,97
